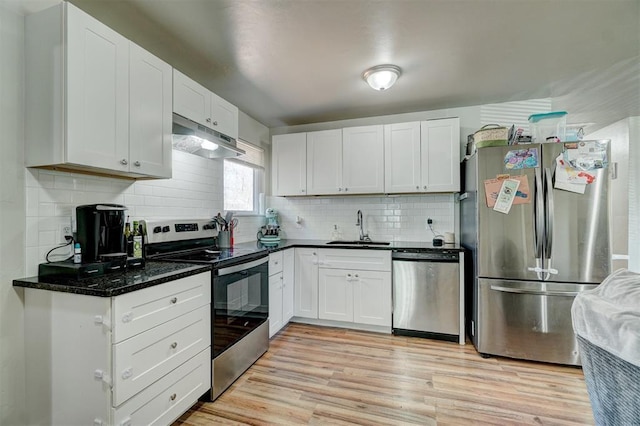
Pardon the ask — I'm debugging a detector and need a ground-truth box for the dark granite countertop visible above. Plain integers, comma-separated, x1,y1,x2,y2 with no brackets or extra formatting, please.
13,261,212,297
14,239,462,297
232,239,464,253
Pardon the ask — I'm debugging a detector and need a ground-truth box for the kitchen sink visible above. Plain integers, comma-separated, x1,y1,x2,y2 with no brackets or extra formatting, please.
326,240,390,246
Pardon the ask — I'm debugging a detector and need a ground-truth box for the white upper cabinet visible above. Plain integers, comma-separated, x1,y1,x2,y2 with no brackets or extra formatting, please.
173,69,239,139
420,118,460,192
342,125,384,194
305,125,384,195
25,2,172,178
272,133,307,196
384,122,422,193
384,118,460,193
25,2,172,179
129,43,173,178
306,129,342,195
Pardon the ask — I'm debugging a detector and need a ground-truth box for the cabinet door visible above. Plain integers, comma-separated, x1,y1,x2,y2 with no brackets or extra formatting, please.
272,133,307,196
173,69,211,127
268,273,283,338
342,125,384,194
318,268,354,322
129,42,172,178
211,93,239,139
282,249,295,324
352,270,392,327
420,118,461,192
65,3,129,172
384,122,421,193
294,248,319,318
306,129,343,195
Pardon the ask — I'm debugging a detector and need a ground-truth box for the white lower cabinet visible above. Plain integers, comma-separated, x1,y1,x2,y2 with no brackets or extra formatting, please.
269,249,295,337
23,271,212,426
294,248,320,319
318,268,391,327
294,248,392,330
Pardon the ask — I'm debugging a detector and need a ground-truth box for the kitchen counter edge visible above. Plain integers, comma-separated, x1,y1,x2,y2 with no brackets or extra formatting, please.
13,261,212,297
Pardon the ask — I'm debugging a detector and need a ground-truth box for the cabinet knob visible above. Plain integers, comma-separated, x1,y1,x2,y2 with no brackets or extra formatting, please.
424,185,427,190
338,188,342,192
344,188,348,191
312,252,316,256
213,121,218,126
120,159,128,165
206,118,211,123
170,393,177,401
134,161,141,167
170,297,178,304
416,186,420,190
301,189,305,193
170,342,178,349
274,261,278,265
347,273,352,277
355,274,359,278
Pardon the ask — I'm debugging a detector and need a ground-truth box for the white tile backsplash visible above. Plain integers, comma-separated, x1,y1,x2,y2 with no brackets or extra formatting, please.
267,193,455,242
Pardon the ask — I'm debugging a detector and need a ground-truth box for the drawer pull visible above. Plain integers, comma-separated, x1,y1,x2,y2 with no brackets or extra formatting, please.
170,342,178,349
170,297,178,304
170,393,177,401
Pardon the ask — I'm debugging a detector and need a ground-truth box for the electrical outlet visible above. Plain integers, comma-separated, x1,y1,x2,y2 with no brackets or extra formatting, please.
60,224,73,243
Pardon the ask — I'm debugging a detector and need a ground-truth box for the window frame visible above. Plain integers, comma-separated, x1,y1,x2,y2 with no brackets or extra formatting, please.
223,157,264,217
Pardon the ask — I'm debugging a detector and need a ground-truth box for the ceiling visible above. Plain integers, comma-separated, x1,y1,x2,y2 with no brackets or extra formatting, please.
12,0,640,131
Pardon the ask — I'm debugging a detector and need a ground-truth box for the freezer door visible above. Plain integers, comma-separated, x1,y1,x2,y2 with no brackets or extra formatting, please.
476,145,543,281
541,142,611,283
477,278,595,365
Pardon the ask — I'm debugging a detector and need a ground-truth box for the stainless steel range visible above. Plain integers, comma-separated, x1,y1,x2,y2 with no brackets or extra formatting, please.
142,219,269,401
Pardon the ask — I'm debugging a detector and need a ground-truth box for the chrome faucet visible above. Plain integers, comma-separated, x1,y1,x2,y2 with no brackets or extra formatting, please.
356,210,370,241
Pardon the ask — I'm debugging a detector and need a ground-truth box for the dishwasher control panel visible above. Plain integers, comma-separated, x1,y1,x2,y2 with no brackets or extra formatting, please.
392,249,459,262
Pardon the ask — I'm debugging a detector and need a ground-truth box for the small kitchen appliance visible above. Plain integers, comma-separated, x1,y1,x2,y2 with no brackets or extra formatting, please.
257,208,281,244
76,204,128,263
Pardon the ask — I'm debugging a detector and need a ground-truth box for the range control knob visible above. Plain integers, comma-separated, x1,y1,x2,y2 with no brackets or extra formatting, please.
162,226,171,233
153,226,162,234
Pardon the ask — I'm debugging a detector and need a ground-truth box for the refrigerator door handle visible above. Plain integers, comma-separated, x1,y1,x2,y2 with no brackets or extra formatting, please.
490,285,579,297
534,168,544,259
544,167,555,259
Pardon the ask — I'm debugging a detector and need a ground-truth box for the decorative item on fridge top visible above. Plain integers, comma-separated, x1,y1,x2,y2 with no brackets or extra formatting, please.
473,124,509,149
257,208,281,244
528,111,568,143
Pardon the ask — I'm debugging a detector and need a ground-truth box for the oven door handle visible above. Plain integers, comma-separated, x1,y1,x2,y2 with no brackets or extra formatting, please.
217,256,268,276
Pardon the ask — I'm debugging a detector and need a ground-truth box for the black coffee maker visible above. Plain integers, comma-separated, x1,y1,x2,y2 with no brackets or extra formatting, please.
76,204,127,263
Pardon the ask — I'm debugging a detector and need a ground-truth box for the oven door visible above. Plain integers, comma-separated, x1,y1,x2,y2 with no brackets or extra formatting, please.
213,256,268,357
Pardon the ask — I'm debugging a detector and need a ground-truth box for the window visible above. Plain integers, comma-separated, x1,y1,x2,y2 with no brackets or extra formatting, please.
223,141,264,214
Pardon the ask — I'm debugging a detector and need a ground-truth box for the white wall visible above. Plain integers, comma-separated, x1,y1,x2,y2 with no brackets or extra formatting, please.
628,117,640,272
0,4,26,424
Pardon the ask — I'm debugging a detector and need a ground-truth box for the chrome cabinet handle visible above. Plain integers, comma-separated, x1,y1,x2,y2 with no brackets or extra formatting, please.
213,121,218,126
134,161,141,167
170,393,177,401
170,342,177,349
170,297,177,304
120,159,128,165
206,118,211,123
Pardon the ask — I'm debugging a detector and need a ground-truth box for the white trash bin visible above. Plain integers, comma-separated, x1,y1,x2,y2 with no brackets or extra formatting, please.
571,269,640,426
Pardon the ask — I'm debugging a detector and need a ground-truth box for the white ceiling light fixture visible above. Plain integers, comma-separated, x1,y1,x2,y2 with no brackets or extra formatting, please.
362,64,402,91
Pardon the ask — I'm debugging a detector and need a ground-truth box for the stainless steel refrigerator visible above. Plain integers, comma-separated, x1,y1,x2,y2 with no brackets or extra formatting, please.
461,140,611,365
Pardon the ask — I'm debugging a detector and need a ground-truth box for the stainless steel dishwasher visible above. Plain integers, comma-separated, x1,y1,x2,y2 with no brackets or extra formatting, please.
392,249,460,342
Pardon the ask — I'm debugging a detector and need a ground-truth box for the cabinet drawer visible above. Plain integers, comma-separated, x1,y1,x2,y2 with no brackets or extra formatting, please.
269,251,284,275
112,348,210,426
112,305,210,406
113,272,211,343
319,249,391,271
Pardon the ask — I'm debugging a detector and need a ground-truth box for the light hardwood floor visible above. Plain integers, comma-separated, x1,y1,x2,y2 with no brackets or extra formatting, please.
175,323,594,425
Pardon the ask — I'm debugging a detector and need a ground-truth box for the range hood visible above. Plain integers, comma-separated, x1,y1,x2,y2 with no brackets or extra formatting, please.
171,113,245,159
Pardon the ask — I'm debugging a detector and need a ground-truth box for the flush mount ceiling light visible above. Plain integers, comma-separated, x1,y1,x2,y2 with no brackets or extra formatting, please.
362,64,402,91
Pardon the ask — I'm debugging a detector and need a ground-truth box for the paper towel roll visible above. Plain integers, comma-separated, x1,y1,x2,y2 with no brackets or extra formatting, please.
444,232,455,244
